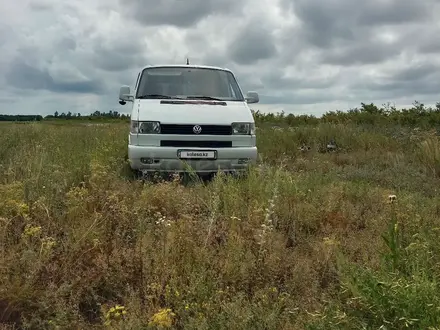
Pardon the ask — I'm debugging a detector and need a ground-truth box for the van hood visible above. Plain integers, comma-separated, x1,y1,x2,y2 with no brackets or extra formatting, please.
133,99,254,124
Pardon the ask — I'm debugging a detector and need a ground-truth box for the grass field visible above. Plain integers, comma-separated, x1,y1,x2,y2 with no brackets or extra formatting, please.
1,110,440,329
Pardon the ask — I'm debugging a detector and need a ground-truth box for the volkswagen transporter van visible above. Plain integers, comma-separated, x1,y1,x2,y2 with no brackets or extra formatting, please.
118,64,259,175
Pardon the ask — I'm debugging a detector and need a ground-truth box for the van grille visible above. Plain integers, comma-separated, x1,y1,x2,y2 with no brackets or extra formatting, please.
160,124,232,135
160,140,232,148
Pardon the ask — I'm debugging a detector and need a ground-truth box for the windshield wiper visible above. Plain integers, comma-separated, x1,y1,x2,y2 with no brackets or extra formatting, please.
137,94,183,99
185,95,224,101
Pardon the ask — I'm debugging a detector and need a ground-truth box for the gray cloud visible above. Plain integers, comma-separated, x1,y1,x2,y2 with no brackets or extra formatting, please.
28,0,53,11
91,39,148,72
6,59,105,94
0,96,18,104
1,0,440,116
288,0,436,49
350,63,440,100
421,42,440,54
261,69,337,90
356,0,433,26
392,63,440,82
357,78,440,99
289,0,358,48
57,37,77,51
122,0,239,27
409,27,440,55
321,42,402,66
228,20,278,65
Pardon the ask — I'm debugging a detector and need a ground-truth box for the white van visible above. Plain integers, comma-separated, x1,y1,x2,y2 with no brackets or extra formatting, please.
118,64,259,176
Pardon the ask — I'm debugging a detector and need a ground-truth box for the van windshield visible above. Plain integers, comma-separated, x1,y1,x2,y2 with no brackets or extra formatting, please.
135,66,245,101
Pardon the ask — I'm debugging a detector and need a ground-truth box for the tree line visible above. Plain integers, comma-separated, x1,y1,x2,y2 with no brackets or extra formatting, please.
0,110,129,122
252,101,440,128
2,101,440,128
45,110,130,120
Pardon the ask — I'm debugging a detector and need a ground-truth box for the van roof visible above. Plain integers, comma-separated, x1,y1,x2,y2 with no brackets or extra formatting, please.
140,64,232,72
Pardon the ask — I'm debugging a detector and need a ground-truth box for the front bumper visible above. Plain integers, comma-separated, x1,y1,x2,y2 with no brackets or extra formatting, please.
128,145,258,173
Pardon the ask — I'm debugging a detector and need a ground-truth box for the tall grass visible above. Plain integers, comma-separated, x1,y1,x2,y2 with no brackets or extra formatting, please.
1,117,440,329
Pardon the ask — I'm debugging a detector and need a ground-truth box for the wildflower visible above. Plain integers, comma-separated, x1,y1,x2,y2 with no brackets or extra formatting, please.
104,305,127,327
258,180,278,246
22,224,41,238
323,237,339,246
388,194,397,203
40,236,57,254
204,182,220,247
18,202,29,216
155,212,172,227
148,308,175,328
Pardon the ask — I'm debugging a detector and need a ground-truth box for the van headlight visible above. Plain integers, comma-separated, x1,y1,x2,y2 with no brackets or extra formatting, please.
130,121,161,134
231,122,255,135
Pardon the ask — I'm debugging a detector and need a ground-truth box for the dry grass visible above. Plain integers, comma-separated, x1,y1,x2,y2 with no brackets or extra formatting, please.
1,120,440,329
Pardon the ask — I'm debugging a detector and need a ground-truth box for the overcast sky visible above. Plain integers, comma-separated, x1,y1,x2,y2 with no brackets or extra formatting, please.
1,0,440,116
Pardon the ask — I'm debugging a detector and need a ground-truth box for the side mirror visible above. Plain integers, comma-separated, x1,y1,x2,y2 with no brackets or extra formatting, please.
119,85,134,105
246,91,259,104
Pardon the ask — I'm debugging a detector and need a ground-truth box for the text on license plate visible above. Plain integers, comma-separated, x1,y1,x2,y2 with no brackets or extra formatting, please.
179,150,216,159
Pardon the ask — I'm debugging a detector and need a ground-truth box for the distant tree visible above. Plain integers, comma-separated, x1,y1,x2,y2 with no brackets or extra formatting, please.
412,101,426,114
360,102,382,114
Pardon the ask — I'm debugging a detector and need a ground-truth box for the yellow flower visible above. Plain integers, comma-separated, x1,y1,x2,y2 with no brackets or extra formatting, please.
41,236,56,249
148,308,175,328
22,224,41,238
18,202,29,216
323,237,339,246
104,304,127,327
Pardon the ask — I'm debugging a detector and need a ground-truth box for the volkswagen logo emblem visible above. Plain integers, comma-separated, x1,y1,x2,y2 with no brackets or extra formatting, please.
193,125,202,134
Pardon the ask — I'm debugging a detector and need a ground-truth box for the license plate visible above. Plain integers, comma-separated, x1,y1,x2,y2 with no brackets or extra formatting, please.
178,150,216,159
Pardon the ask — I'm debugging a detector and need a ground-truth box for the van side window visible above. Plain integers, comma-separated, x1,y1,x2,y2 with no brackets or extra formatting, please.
134,73,140,91
227,74,242,99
